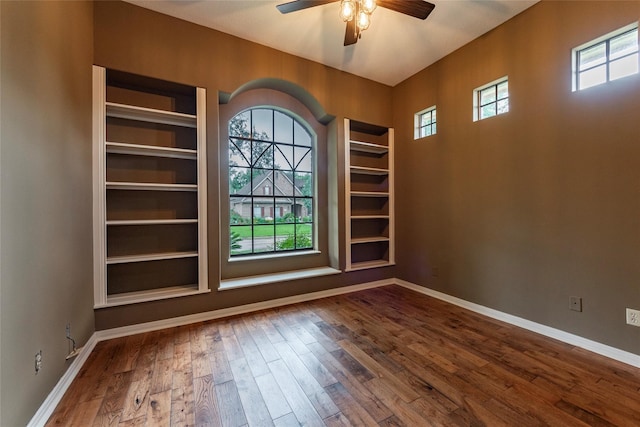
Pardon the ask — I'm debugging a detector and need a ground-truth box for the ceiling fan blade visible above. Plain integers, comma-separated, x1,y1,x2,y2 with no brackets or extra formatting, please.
276,0,338,14
377,0,435,20
344,19,358,46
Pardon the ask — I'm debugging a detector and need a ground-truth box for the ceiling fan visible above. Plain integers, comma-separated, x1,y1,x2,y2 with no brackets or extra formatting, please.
276,0,436,46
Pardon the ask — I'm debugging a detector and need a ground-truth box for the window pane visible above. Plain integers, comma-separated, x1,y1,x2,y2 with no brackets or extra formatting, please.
497,99,509,115
294,172,312,197
294,147,312,172
431,109,436,123
251,170,272,196
294,122,312,146
480,104,496,119
253,197,275,223
497,81,509,100
253,225,275,253
610,30,638,60
229,167,251,195
420,113,432,127
579,42,606,70
275,198,294,221
275,224,295,251
578,64,607,90
252,109,273,141
480,87,496,105
230,225,251,256
229,138,251,167
274,111,293,144
252,141,273,169
295,225,313,249
432,123,437,134
295,201,313,223
274,144,294,170
610,53,639,81
229,111,251,137
230,198,250,225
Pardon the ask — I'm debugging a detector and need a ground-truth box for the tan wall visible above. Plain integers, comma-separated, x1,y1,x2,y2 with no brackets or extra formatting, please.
393,0,640,354
0,1,94,425
93,1,395,330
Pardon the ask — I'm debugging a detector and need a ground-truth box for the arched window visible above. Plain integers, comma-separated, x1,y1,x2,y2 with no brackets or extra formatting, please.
228,107,315,256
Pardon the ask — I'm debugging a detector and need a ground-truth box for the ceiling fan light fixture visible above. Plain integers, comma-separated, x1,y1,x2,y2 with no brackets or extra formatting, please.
339,0,356,22
357,9,370,31
361,0,376,15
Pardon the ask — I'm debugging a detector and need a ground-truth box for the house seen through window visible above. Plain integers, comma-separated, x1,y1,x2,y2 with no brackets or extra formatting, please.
229,107,314,256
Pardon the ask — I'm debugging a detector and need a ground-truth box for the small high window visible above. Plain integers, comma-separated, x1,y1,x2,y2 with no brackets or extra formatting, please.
474,77,509,121
572,23,639,91
415,106,437,139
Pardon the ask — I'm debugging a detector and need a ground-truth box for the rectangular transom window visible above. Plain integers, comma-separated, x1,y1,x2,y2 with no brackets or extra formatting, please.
473,77,509,121
414,106,437,139
572,23,639,91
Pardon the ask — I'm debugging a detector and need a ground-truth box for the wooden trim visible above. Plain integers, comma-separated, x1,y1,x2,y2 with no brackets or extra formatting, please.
344,118,352,270
26,334,99,427
196,87,208,294
93,66,107,307
388,127,395,265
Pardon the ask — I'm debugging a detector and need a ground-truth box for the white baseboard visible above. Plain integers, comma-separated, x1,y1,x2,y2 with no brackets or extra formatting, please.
95,279,394,341
27,334,99,427
29,276,639,426
394,279,640,368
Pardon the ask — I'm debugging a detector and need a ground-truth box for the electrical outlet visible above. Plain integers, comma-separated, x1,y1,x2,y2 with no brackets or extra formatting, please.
570,296,582,312
626,308,640,327
35,350,42,374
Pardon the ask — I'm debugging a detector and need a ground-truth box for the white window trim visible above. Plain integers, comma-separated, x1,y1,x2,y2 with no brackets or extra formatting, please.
414,105,437,139
571,22,639,92
473,76,509,122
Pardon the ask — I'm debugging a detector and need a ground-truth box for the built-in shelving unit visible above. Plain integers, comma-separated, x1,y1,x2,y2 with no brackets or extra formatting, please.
93,66,208,307
344,119,395,271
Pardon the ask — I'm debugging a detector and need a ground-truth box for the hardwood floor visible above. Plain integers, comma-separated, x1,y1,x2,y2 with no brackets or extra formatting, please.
46,285,640,426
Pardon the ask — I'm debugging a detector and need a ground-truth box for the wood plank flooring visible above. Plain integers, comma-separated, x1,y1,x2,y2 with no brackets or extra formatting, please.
46,285,640,426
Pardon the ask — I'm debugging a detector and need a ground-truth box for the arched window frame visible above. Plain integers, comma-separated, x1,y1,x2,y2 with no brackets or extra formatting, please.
219,88,332,282
228,106,317,257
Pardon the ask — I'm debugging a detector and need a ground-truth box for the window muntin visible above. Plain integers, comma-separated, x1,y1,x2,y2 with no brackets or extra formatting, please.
474,78,509,121
229,108,314,257
573,24,639,91
414,106,437,139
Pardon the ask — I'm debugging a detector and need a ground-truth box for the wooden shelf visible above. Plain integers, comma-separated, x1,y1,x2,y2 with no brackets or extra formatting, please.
107,251,198,265
93,66,208,307
106,102,197,128
106,219,198,226
106,141,197,160
345,118,394,272
348,259,395,271
106,182,198,192
351,215,390,220
350,140,388,155
351,237,390,244
351,191,389,198
350,166,389,176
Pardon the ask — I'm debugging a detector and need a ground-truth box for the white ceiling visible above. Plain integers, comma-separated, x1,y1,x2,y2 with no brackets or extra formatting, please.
125,0,539,86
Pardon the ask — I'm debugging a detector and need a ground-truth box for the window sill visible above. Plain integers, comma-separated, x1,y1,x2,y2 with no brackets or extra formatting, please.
219,266,341,291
